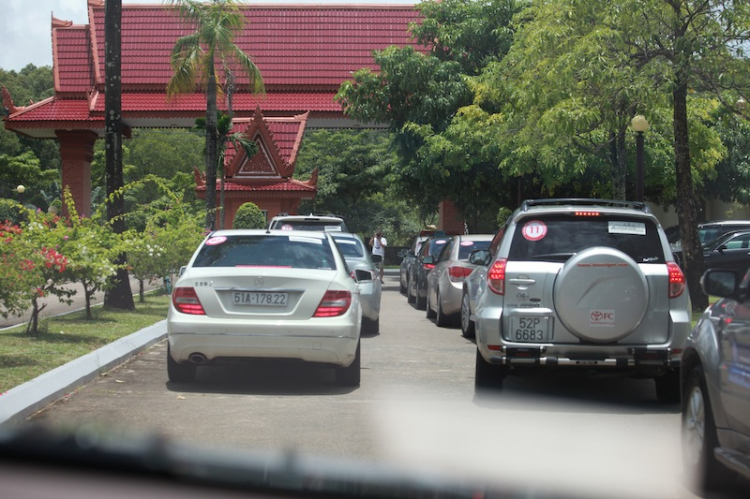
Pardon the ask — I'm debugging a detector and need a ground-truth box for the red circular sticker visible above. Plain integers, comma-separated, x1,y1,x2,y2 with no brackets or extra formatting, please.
522,220,547,241
205,236,227,246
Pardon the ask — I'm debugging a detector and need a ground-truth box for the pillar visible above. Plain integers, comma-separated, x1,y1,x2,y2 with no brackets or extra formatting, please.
56,130,98,217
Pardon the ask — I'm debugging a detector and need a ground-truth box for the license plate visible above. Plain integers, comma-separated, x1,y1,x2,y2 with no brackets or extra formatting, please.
509,316,552,342
233,292,288,307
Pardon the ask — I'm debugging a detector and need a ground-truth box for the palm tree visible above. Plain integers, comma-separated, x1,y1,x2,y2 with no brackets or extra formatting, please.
165,0,264,230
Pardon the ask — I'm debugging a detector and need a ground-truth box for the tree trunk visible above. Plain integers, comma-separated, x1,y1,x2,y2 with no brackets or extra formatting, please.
610,130,627,200
205,65,219,231
103,0,134,311
673,81,707,310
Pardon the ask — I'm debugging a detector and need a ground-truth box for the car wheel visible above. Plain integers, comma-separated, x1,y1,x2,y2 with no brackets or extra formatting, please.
336,340,361,387
461,293,475,339
435,290,449,328
682,366,736,491
167,343,196,383
415,286,427,310
362,316,379,336
654,368,680,404
407,277,416,304
426,289,436,319
399,276,407,294
475,348,506,391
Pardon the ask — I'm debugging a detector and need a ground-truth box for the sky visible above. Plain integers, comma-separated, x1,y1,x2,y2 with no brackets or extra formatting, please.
0,0,418,72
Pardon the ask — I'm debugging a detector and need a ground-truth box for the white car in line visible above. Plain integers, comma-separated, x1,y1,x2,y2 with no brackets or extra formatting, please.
167,229,362,386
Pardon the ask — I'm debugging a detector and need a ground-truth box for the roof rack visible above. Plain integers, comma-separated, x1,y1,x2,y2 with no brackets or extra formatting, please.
520,198,651,214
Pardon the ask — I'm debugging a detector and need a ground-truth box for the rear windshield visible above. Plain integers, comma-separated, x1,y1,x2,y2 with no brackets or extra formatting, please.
333,237,365,258
192,235,337,270
508,215,665,264
270,220,346,232
458,240,491,260
427,238,450,257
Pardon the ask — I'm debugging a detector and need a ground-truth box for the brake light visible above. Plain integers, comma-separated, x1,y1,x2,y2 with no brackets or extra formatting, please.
487,258,507,295
314,290,352,317
172,287,206,315
423,262,435,270
575,211,600,217
667,262,686,298
448,265,473,282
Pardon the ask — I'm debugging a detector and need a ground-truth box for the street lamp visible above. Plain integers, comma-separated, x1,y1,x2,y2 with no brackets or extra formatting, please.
16,184,25,194
631,115,650,202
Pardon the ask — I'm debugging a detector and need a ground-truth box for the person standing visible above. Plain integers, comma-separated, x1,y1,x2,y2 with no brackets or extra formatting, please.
370,229,387,280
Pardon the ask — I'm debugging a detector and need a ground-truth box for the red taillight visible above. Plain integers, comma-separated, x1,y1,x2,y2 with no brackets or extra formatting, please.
667,262,686,298
172,287,206,315
423,262,435,270
487,258,507,295
314,290,352,317
575,211,600,217
448,265,473,282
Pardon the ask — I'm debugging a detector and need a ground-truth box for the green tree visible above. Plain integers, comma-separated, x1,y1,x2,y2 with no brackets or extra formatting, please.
0,151,58,207
232,202,266,229
166,0,265,231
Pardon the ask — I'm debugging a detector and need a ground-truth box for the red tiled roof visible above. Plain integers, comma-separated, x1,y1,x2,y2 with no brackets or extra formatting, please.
197,179,316,192
53,26,92,94
86,4,423,90
6,97,99,123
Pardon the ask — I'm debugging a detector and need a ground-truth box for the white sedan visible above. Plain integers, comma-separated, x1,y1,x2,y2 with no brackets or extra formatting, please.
167,230,362,386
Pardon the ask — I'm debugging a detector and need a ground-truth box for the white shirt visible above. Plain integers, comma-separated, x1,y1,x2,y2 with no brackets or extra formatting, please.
372,236,387,258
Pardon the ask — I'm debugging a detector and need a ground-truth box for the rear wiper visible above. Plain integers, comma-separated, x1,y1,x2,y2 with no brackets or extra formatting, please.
527,253,574,262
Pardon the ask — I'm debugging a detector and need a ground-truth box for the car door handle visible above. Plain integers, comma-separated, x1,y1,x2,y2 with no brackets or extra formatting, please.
508,278,536,286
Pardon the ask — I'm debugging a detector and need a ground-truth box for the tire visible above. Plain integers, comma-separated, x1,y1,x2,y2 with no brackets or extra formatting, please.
474,348,506,391
415,287,426,310
167,343,196,383
407,277,416,304
435,290,449,327
362,316,379,335
426,289,436,319
399,278,407,294
461,292,475,339
654,368,681,404
336,340,361,387
682,366,736,491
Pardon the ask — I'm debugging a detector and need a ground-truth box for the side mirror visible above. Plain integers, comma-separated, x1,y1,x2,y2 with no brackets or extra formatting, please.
701,269,738,298
469,249,491,266
178,266,187,277
354,268,374,282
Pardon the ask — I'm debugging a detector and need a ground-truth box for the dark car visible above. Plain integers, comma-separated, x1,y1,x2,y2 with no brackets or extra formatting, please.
670,220,750,264
701,230,750,276
407,234,452,310
682,268,750,492
398,231,433,295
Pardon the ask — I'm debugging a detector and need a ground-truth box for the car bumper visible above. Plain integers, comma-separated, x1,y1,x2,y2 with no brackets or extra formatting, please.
168,315,360,367
440,281,464,316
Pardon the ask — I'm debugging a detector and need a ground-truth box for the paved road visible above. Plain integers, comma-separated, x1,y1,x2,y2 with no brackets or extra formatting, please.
26,276,749,498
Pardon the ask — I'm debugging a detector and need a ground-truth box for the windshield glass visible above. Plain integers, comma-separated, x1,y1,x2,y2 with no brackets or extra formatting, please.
192,235,336,269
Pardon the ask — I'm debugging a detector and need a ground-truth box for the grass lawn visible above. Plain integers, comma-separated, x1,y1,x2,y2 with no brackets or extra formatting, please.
0,293,170,394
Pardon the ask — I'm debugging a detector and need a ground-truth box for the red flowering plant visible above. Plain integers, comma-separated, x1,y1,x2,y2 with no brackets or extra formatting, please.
0,221,40,322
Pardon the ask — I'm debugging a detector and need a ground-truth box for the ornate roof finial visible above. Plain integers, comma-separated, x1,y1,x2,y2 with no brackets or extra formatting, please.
51,16,74,29
88,0,105,8
2,86,19,116
193,166,205,187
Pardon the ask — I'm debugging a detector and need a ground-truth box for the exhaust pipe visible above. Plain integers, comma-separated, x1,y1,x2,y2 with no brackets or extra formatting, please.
189,353,207,365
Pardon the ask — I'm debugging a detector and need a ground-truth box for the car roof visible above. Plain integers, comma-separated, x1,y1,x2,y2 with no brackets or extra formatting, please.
209,229,329,240
700,219,750,227
271,214,344,222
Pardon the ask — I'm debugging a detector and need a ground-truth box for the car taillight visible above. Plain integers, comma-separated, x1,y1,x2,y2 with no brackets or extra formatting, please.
667,262,686,298
423,262,435,270
172,287,206,315
487,258,507,295
448,265,473,282
314,290,352,317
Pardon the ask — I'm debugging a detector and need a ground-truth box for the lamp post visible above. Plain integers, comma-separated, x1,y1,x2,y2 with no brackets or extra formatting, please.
16,185,25,206
631,115,650,202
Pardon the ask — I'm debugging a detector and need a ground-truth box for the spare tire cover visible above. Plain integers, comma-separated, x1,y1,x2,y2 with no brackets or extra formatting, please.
554,247,648,343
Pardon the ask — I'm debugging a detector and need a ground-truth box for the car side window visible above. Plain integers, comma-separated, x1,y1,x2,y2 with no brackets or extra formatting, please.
488,227,506,257
438,239,454,263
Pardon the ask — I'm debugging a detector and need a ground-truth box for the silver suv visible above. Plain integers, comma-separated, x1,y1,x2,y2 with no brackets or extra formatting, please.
462,199,692,402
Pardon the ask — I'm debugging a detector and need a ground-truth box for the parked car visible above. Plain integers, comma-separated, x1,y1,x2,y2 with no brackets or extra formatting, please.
167,230,362,386
699,230,750,277
462,198,691,402
407,234,453,310
332,232,382,335
669,219,750,262
398,231,434,295
425,234,493,327
267,214,348,232
682,268,750,491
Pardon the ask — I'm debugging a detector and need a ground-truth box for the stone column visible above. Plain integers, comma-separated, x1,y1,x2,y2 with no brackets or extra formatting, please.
56,130,98,217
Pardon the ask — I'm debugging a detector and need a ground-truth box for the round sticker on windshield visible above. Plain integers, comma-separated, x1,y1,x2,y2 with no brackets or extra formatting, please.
522,220,547,241
281,224,293,231
205,236,227,246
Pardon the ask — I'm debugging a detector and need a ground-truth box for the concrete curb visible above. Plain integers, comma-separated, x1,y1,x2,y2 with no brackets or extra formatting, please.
0,320,167,427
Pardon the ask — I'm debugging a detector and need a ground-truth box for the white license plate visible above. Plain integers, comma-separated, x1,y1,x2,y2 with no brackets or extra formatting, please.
509,316,552,342
233,292,288,307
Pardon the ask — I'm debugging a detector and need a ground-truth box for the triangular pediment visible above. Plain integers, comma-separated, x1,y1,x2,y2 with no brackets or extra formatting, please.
233,137,281,179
